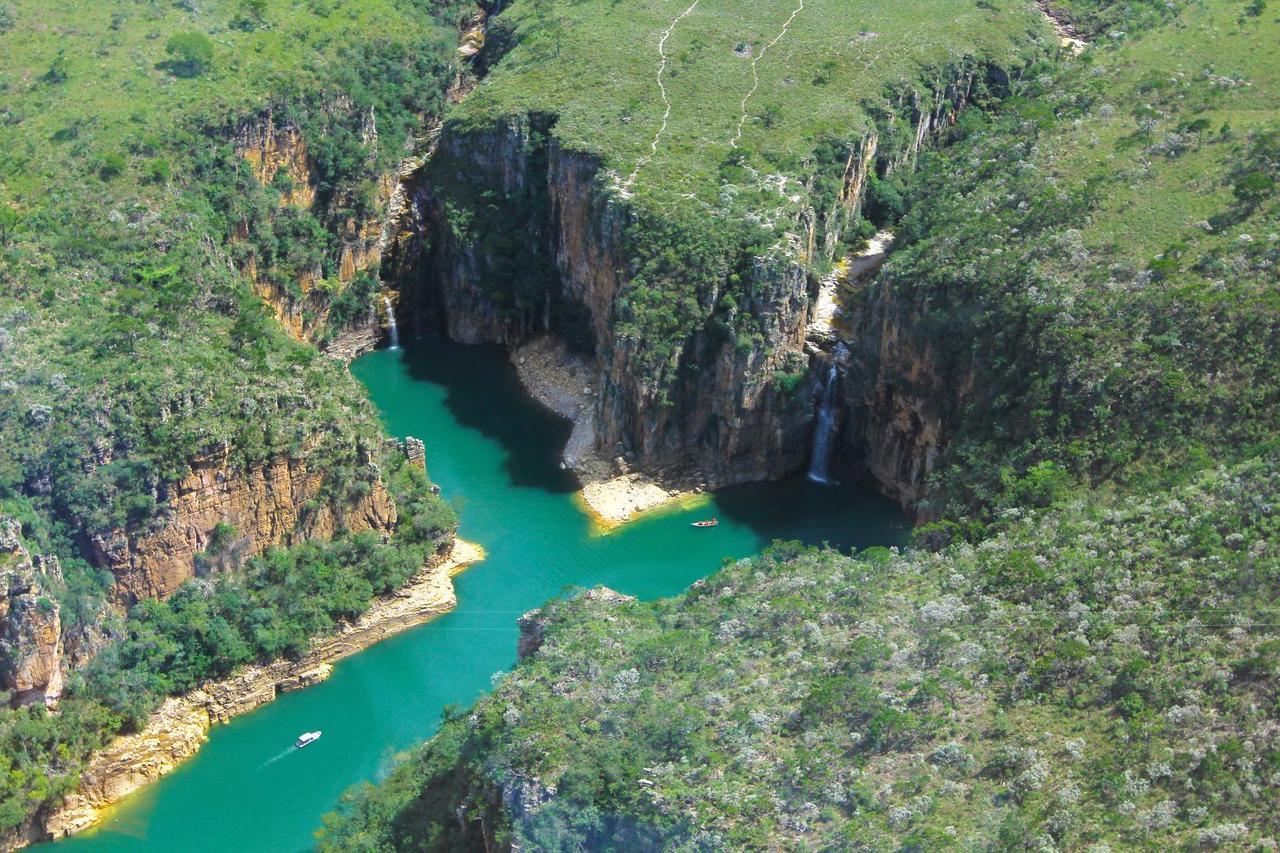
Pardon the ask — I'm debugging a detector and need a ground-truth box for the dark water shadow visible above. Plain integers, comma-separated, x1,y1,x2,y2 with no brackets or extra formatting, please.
399,337,579,494
712,474,911,553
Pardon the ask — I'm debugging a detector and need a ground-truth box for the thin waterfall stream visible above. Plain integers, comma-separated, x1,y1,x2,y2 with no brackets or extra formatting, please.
383,296,400,350
807,347,845,484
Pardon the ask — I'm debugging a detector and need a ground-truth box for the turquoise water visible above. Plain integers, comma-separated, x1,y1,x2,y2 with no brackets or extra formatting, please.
56,338,907,851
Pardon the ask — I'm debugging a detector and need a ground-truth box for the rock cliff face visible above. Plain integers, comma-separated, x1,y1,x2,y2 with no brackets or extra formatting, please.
835,277,965,517
232,108,396,357
89,441,397,604
406,116,820,491
37,539,484,844
0,519,63,708
399,62,993,501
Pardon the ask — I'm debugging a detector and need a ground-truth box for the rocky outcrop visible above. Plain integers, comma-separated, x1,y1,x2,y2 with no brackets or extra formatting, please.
516,586,634,661
90,440,397,604
0,519,63,708
837,280,958,516
412,117,820,492
37,539,484,844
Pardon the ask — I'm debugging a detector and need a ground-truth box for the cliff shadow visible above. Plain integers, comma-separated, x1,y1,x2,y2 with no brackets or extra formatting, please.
399,337,579,494
711,474,911,553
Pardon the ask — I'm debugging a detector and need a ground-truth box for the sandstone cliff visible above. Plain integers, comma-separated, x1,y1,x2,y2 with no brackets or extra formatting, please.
397,60,997,505
36,539,484,844
0,519,63,708
834,280,958,518
90,439,396,604
232,107,394,357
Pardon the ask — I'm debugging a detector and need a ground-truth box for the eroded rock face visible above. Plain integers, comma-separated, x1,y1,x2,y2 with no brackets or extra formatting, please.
838,278,957,517
231,108,395,358
90,443,397,604
412,117,821,491
0,518,64,708
402,62,992,499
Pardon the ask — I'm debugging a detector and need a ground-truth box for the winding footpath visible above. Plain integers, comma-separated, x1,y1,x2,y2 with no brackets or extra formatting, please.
730,0,805,148
623,0,702,190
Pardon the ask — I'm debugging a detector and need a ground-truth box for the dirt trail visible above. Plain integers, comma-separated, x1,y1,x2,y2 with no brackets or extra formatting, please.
624,0,703,190
1036,0,1087,54
730,0,806,148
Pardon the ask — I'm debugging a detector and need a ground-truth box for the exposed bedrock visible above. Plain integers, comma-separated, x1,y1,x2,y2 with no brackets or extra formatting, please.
0,518,64,709
89,439,397,605
395,60,1000,507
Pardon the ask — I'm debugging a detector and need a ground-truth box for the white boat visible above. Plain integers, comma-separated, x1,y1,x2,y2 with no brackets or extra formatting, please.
295,731,322,748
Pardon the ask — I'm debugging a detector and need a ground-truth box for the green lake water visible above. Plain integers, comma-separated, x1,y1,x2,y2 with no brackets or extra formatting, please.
56,338,907,852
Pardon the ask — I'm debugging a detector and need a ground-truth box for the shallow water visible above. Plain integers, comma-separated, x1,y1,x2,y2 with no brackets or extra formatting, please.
56,338,907,851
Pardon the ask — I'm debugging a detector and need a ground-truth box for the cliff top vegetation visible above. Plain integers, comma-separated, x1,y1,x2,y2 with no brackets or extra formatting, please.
321,455,1280,850
460,0,1047,208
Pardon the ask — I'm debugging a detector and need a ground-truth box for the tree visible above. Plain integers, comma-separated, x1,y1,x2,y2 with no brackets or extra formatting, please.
1234,170,1275,208
164,32,214,78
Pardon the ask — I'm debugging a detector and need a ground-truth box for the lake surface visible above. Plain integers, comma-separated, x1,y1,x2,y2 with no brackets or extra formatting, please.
57,338,907,851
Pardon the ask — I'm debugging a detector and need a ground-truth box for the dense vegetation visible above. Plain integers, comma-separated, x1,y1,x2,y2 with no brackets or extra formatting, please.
0,0,467,834
1,454,456,831
429,0,1050,380
321,0,1280,848
320,457,1280,850
869,0,1280,519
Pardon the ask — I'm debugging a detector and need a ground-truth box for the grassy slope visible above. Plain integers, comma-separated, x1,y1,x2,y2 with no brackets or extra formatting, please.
1048,0,1279,262
1,0,424,198
462,0,1047,200
873,0,1280,515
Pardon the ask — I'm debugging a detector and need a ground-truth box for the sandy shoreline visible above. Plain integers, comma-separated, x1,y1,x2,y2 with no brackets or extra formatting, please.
34,540,484,845
511,336,696,526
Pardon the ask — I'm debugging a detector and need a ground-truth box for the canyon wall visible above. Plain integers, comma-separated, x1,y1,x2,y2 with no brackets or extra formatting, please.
835,278,964,517
0,519,63,708
89,439,396,604
233,107,396,359
399,61,998,505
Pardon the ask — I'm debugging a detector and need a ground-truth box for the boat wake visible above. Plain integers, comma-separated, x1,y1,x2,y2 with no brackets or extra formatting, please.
258,746,296,768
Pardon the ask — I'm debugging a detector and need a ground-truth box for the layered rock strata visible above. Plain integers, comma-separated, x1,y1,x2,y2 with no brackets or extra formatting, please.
0,519,63,708
90,440,397,604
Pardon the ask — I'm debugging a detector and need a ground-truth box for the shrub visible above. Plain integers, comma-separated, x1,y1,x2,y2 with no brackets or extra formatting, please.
97,153,126,180
164,32,214,78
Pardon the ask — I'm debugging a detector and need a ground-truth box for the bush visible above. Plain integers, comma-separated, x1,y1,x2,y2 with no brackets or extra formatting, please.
97,153,127,180
865,174,906,226
164,32,214,78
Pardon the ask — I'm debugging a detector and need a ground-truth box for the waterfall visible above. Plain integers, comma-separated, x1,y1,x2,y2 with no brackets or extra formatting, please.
807,358,840,484
383,297,400,350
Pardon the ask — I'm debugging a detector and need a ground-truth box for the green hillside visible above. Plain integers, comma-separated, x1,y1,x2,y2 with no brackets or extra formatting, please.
880,0,1280,516
459,0,1047,199
321,457,1280,849
319,0,1280,848
0,0,463,832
